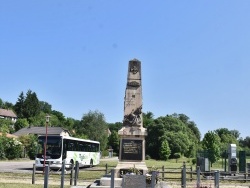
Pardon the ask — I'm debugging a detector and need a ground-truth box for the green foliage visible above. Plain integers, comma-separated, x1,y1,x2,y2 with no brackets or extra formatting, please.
23,90,40,122
146,114,199,160
192,158,196,165
77,110,109,151
14,118,29,132
173,153,181,163
39,101,52,114
108,131,119,154
143,111,155,128
0,119,12,133
159,140,171,160
107,122,122,132
14,92,25,118
18,135,38,159
0,136,23,159
202,131,221,164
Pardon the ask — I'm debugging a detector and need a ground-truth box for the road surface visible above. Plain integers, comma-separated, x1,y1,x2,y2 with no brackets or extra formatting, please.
0,157,118,173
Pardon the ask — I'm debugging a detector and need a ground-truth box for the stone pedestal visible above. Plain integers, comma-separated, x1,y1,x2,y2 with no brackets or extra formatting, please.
115,126,147,177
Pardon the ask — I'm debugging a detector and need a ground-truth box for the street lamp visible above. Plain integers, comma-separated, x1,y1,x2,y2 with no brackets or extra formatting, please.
43,114,50,172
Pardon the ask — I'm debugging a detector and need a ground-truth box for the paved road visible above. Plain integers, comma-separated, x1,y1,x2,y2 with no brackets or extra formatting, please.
0,157,118,173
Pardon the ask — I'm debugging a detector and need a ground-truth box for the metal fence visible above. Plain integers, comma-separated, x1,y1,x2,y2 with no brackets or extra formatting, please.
32,161,250,188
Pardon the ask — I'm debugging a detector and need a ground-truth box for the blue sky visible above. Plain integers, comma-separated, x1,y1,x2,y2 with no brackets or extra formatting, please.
1,1,250,139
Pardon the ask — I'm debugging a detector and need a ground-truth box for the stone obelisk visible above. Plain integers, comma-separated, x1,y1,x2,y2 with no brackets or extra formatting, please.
115,58,148,177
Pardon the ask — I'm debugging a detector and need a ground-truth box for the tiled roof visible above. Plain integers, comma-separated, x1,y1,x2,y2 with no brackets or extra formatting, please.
13,126,70,137
0,109,17,118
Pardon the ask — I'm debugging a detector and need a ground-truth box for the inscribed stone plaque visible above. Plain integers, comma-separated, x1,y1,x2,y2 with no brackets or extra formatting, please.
122,175,146,188
121,139,142,161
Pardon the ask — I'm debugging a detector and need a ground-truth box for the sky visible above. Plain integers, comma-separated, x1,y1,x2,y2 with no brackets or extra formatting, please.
1,1,250,139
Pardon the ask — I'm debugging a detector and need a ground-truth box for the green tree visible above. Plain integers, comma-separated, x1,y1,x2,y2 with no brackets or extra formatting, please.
77,110,109,151
0,98,3,108
215,128,238,152
18,135,38,159
159,140,171,161
143,111,155,128
14,118,29,132
202,131,221,165
107,122,122,132
14,92,25,118
39,101,52,114
23,90,40,121
108,131,119,154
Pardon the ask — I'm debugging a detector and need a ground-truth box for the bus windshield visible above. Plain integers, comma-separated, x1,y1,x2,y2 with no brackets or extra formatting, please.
37,136,62,159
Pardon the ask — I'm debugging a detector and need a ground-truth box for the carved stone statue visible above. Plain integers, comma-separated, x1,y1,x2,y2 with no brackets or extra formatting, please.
123,59,143,127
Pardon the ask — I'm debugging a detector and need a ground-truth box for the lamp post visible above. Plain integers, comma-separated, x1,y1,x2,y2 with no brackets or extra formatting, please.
43,114,50,172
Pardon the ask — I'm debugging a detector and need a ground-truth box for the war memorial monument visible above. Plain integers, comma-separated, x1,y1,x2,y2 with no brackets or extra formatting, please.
115,58,148,177
97,59,148,187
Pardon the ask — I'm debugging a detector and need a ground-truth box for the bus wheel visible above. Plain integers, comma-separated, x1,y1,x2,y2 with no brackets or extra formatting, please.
90,159,93,168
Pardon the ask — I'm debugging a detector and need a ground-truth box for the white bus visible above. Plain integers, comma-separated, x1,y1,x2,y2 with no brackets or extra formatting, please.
35,135,100,169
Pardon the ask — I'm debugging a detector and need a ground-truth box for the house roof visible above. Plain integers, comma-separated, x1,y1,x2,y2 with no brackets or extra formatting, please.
13,126,71,137
0,109,17,118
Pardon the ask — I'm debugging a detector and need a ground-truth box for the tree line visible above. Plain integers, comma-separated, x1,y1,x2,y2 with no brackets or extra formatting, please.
0,90,250,163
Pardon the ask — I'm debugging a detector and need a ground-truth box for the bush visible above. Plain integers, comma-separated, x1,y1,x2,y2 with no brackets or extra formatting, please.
192,158,196,165
173,153,181,163
0,136,23,159
18,135,38,159
145,155,151,160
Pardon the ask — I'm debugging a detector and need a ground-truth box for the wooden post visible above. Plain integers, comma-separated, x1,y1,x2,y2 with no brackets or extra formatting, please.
162,165,165,181
105,163,108,175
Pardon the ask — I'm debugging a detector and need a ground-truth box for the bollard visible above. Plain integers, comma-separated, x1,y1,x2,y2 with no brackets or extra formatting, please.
197,166,200,188
190,166,193,181
70,162,74,185
105,163,108,175
61,160,65,188
74,161,79,186
111,169,114,188
151,171,157,188
44,165,49,188
162,166,165,181
32,164,36,184
181,162,186,188
214,171,220,188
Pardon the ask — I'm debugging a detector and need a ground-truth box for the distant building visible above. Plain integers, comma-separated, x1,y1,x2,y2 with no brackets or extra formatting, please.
13,126,71,137
0,108,17,123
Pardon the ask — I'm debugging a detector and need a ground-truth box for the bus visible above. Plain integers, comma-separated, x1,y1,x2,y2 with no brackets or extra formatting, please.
35,135,100,169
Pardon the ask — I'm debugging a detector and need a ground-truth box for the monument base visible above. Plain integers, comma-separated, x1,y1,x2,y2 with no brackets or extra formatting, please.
114,161,148,178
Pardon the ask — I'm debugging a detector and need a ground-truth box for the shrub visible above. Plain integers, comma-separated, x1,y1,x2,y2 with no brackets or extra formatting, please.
192,158,196,165
18,135,38,159
145,155,151,160
2,137,23,159
173,153,181,163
